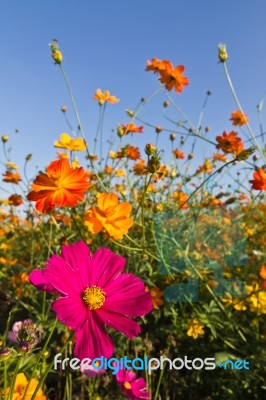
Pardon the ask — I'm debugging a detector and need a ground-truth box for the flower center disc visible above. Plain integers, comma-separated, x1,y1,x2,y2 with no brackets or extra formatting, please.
16,384,26,395
83,286,106,310
124,382,131,389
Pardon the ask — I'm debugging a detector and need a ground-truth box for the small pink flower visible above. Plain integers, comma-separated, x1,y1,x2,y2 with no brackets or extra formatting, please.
29,241,152,360
116,368,150,399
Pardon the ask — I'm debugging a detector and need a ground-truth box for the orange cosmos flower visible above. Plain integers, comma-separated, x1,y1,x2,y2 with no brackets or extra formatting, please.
118,123,143,136
250,168,266,191
27,158,91,213
173,149,185,159
230,110,249,126
2,171,22,184
54,133,86,151
146,58,173,74
212,153,229,162
159,63,189,93
8,194,23,206
93,88,120,105
173,191,189,209
216,131,244,155
125,145,141,160
145,286,164,309
259,266,266,280
83,193,133,240
133,159,147,176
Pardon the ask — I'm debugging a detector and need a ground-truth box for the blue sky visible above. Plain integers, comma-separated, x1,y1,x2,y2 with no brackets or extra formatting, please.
1,0,266,193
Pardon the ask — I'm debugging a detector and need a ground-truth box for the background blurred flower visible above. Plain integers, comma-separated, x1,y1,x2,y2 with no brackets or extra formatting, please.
8,319,43,351
93,88,119,105
2,372,46,400
116,367,150,399
216,131,244,155
250,168,266,191
187,319,205,339
54,132,86,151
230,109,249,126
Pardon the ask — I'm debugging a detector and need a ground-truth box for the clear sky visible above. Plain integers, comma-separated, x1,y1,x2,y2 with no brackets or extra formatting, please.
1,0,266,190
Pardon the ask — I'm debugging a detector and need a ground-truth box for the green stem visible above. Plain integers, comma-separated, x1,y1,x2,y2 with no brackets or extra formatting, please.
153,363,166,400
59,65,85,140
30,331,75,400
21,318,58,400
7,355,22,400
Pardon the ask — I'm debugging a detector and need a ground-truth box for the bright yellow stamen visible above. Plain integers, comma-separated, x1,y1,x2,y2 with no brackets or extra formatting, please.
124,382,131,390
83,286,106,310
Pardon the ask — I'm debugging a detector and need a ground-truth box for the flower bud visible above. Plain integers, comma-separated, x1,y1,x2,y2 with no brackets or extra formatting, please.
147,155,160,173
25,153,32,161
126,109,134,117
169,133,176,141
155,125,162,133
1,135,9,143
218,43,228,62
145,143,157,156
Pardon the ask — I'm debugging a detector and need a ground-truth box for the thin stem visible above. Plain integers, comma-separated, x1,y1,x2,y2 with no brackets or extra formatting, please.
59,65,85,140
223,62,265,162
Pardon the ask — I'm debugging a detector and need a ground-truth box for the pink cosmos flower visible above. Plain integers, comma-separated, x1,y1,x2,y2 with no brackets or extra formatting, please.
29,241,152,360
116,368,150,399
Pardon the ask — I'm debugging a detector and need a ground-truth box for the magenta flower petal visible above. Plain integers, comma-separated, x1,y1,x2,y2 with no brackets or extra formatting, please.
29,270,56,293
43,254,83,295
104,274,153,316
61,241,91,288
52,296,87,331
74,314,114,359
116,368,150,399
96,309,140,338
90,247,126,287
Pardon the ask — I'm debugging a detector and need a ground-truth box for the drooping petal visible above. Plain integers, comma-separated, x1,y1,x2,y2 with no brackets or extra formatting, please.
52,295,87,331
74,313,114,359
29,269,57,293
96,308,140,338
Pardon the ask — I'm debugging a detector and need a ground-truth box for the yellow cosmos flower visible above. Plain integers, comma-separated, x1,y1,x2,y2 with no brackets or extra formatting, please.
93,89,120,105
83,193,133,240
187,319,205,339
54,133,86,152
2,372,46,400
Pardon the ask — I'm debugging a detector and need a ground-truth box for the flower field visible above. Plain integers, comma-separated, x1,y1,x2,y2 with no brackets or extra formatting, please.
0,42,265,399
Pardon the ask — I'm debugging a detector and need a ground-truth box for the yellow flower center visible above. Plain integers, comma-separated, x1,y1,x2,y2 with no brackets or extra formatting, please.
16,384,25,395
124,382,131,390
83,286,106,310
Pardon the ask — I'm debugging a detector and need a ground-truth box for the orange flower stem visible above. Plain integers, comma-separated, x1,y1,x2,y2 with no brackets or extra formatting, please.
21,318,58,400
223,62,265,163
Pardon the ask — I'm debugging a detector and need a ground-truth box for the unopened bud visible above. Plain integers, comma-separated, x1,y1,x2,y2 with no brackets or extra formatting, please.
218,43,228,62
126,109,134,117
170,133,176,141
1,135,9,143
145,143,157,156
